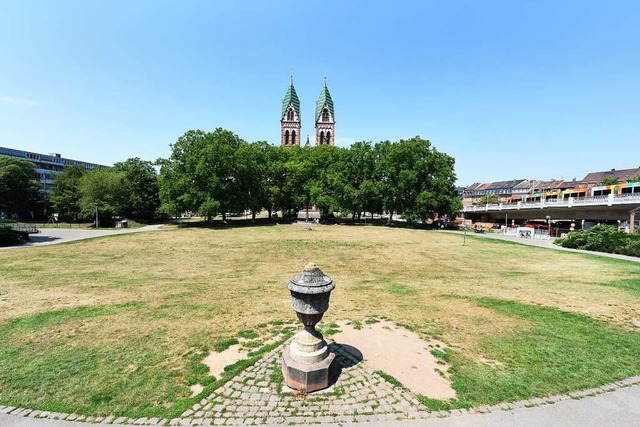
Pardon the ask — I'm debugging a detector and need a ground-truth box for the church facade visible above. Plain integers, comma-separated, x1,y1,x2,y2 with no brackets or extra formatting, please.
280,77,335,147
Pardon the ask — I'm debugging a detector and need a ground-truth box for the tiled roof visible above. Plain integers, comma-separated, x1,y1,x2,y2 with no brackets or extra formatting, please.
315,83,334,123
281,82,301,119
581,167,640,184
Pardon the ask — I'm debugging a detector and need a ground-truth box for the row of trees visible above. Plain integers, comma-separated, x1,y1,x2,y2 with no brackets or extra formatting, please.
3,128,461,224
50,158,159,223
158,128,461,222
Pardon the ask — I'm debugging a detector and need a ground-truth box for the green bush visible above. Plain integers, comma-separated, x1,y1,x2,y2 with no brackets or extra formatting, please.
0,228,29,247
555,225,639,257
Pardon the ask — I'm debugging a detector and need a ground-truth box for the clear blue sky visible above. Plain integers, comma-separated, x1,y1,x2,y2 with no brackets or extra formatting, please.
1,0,639,185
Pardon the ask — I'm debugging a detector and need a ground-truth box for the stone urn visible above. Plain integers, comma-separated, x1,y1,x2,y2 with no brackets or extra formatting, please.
282,263,336,392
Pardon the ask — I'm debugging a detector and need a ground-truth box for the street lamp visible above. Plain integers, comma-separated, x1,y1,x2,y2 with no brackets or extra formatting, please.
545,215,551,238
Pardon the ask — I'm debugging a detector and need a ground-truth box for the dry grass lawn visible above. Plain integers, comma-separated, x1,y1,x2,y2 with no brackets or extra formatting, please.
0,224,639,416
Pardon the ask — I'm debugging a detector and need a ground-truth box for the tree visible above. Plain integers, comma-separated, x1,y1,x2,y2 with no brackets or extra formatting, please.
50,165,86,222
477,194,501,205
235,141,269,221
159,128,244,222
599,176,619,185
344,141,380,220
113,158,160,220
374,137,460,223
158,129,461,225
0,155,40,219
78,168,126,225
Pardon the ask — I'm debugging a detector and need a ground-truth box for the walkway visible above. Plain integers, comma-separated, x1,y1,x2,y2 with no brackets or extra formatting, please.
457,230,640,263
0,225,163,250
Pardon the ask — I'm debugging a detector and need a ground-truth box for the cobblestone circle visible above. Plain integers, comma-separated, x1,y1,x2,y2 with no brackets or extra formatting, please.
2,341,640,425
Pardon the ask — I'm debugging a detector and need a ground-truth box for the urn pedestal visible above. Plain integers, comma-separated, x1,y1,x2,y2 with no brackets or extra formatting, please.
282,263,336,393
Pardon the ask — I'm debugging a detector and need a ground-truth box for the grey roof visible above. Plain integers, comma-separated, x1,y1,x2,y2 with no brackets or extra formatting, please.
581,167,640,184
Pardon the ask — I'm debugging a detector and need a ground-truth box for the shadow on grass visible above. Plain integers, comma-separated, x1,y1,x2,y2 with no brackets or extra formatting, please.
171,217,445,231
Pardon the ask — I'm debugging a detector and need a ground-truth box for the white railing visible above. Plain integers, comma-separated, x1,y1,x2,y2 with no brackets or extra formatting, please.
462,193,640,212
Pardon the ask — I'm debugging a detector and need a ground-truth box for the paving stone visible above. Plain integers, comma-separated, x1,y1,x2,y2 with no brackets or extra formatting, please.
114,416,129,424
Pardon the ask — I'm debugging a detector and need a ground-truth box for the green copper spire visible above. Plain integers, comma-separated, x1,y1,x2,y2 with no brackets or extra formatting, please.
281,74,301,119
315,77,334,123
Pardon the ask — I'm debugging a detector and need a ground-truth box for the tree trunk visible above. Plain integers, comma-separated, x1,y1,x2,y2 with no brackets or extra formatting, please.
251,210,256,222
268,208,272,219
387,208,394,224
222,211,227,222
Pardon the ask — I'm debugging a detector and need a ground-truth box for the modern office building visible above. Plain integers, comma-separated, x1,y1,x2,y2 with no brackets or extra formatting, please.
0,146,108,193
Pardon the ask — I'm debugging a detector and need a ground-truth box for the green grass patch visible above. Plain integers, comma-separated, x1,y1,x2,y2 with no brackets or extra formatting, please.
375,370,405,389
212,338,239,353
417,395,452,411
0,302,143,336
243,340,262,349
387,284,416,295
598,277,640,298
447,297,640,406
430,347,453,363
237,329,259,339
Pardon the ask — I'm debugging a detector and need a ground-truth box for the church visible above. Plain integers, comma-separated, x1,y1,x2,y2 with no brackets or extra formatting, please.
280,76,335,147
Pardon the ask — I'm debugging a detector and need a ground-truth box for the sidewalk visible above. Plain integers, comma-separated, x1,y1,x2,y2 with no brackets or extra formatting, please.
1,382,639,427
0,225,163,250
452,230,640,263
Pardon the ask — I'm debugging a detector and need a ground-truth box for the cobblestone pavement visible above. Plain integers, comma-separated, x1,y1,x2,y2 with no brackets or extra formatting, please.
3,340,639,426
180,343,425,425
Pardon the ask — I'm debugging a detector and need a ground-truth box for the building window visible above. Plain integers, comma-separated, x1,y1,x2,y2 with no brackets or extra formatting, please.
287,108,294,121
291,130,296,145
285,130,290,145
326,131,331,144
319,131,325,144
322,108,329,122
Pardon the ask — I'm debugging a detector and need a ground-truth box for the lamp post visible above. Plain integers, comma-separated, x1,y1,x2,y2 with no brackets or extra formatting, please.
95,203,99,229
546,215,551,238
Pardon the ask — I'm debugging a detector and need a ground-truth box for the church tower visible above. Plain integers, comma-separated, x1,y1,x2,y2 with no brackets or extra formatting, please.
315,77,335,146
281,75,301,146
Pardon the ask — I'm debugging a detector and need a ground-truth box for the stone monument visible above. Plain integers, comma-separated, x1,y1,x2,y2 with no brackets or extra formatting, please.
282,263,336,392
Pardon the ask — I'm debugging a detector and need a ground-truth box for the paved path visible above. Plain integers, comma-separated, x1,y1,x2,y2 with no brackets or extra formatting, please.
450,230,640,263
0,225,163,250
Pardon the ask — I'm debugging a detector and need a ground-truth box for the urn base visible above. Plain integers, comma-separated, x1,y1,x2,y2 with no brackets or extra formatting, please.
282,346,335,393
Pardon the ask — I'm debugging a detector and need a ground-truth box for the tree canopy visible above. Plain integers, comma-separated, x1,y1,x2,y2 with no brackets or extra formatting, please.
50,165,86,221
158,129,461,222
51,159,160,224
0,155,41,219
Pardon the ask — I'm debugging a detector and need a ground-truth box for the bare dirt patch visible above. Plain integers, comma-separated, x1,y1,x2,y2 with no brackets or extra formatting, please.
331,320,456,400
189,384,203,397
202,344,249,379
